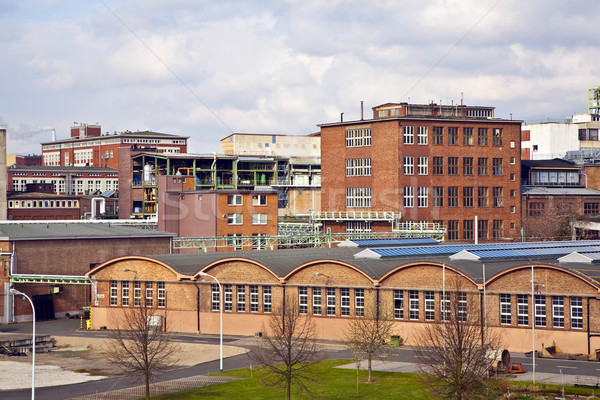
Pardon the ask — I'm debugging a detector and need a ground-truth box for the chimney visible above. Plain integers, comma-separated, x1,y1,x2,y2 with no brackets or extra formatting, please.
340,112,344,122
360,101,364,120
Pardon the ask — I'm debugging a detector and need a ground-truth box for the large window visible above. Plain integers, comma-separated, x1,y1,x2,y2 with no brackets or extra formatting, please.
448,187,459,207
211,284,220,311
263,286,272,313
570,297,583,329
418,126,428,145
493,220,503,240
346,158,372,176
409,290,419,320
146,282,153,307
552,296,564,328
477,219,488,241
346,128,371,147
418,157,428,175
404,126,414,144
432,187,443,207
493,128,503,146
425,291,435,321
418,187,428,208
463,157,473,175
250,285,259,312
252,194,267,206
448,220,459,240
355,289,365,316
312,288,322,315
252,214,267,225
463,187,473,207
457,293,467,322
341,288,350,316
448,157,459,175
227,213,243,225
493,158,503,175
227,194,242,206
299,287,308,315
478,187,489,207
404,187,414,208
157,282,166,308
110,280,118,306
529,202,545,216
441,292,450,321
535,295,546,327
122,281,130,306
433,126,443,144
584,202,600,215
448,127,458,145
403,156,414,175
500,294,511,325
224,285,233,312
237,285,246,312
463,127,474,145
493,187,503,207
134,282,141,306
478,128,488,146
346,187,371,208
327,288,336,316
463,220,474,240
478,158,488,175
394,290,404,319
432,157,443,175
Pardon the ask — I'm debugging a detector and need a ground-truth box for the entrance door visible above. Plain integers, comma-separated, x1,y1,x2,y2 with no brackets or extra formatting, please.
33,294,55,321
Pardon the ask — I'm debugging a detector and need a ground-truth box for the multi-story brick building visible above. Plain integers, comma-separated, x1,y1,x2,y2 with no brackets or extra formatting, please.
41,124,188,169
87,238,600,357
318,102,522,241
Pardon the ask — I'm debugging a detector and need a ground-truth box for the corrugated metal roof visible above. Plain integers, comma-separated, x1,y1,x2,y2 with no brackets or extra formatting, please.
0,223,174,240
522,187,600,196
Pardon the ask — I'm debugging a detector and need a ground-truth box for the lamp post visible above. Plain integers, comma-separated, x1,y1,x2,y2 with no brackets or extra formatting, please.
10,288,36,400
198,272,223,373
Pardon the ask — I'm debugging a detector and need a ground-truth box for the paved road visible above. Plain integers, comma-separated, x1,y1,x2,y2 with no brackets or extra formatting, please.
2,319,600,399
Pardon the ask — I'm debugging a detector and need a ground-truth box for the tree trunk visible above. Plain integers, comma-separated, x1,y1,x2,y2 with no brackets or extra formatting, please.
367,355,372,383
145,372,151,400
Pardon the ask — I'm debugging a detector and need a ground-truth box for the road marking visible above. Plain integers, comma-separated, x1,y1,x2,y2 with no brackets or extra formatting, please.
556,366,578,369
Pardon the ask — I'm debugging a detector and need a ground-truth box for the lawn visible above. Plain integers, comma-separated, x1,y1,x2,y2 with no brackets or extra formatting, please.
152,359,425,399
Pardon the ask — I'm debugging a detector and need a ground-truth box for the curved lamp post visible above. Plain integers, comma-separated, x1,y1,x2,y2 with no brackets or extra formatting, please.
10,288,36,400
198,272,223,373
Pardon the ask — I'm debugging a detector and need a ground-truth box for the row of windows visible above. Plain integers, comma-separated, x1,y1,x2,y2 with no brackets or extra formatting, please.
404,186,512,208
211,284,272,313
110,281,166,308
500,294,582,329
432,126,506,146
227,194,267,206
529,202,600,217
446,219,507,241
346,158,371,177
12,179,119,194
226,213,267,225
346,187,371,208
345,128,371,147
226,233,268,250
9,199,80,209
427,157,513,176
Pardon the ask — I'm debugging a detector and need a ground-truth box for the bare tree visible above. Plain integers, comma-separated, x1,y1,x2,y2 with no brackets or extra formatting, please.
343,303,399,383
522,201,580,241
104,302,180,400
248,297,324,400
415,283,500,400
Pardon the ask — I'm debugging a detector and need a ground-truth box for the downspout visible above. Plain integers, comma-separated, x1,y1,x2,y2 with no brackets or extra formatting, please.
195,282,201,333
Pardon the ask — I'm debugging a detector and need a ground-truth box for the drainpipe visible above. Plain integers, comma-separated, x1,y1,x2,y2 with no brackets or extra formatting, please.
195,282,201,333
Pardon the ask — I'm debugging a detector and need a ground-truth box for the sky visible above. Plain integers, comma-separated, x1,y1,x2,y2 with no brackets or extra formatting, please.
1,0,599,156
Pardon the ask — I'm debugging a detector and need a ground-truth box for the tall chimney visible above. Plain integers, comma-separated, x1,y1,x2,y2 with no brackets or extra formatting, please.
360,101,364,120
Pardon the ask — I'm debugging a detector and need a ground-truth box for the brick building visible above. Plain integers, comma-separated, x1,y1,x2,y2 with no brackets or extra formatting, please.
41,124,188,169
1,223,174,323
87,239,600,356
318,102,522,241
157,175,278,249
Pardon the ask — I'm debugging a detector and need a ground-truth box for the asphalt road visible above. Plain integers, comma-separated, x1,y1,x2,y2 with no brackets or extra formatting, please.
2,319,600,399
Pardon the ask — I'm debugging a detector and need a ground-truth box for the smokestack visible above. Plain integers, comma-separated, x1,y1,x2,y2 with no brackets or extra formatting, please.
340,112,344,122
52,129,56,142
360,101,364,120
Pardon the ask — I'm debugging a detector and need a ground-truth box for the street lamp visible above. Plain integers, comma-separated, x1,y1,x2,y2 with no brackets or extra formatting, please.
198,271,223,373
10,288,36,400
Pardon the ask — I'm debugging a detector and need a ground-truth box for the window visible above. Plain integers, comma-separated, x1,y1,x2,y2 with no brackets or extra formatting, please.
432,157,443,175
463,187,473,207
463,220,474,240
252,194,267,206
346,187,371,208
263,286,272,313
346,221,371,233
228,194,242,206
448,220,459,240
552,296,564,328
441,292,450,321
462,157,473,175
134,281,141,306
493,158,503,175
299,287,308,314
448,187,459,207
228,234,242,250
403,156,414,175
404,186,414,207
409,290,419,320
529,202,545,216
122,281,130,306
477,219,488,241
571,297,583,329
252,233,267,250
425,291,435,321
418,157,428,175
252,213,267,225
478,187,489,207
394,290,404,319
535,295,546,327
224,285,233,312
341,288,350,316
432,187,443,207
346,158,371,176
237,285,246,312
478,128,488,146
404,126,414,144
312,287,322,315
327,288,336,316
448,157,459,175
463,127,474,145
418,126,428,145
457,292,467,322
355,289,365,316
448,127,459,145
157,282,166,308
227,214,243,225
493,220,503,240
493,128,503,146
510,156,515,165
145,282,153,307
110,280,118,306
584,202,600,215
510,173,515,181
493,187,503,207
433,126,443,144
418,187,428,208
500,294,511,325
478,158,488,175
346,128,371,147
250,285,259,312
211,284,220,311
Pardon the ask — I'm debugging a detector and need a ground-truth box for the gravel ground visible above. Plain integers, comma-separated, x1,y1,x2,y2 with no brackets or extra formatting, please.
0,335,247,391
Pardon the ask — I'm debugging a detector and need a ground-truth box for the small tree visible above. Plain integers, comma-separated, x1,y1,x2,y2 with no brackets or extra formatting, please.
415,281,500,400
104,302,180,400
248,297,323,400
343,304,399,383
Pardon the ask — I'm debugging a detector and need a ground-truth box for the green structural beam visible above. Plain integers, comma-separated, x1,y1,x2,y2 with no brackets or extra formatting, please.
10,274,91,285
